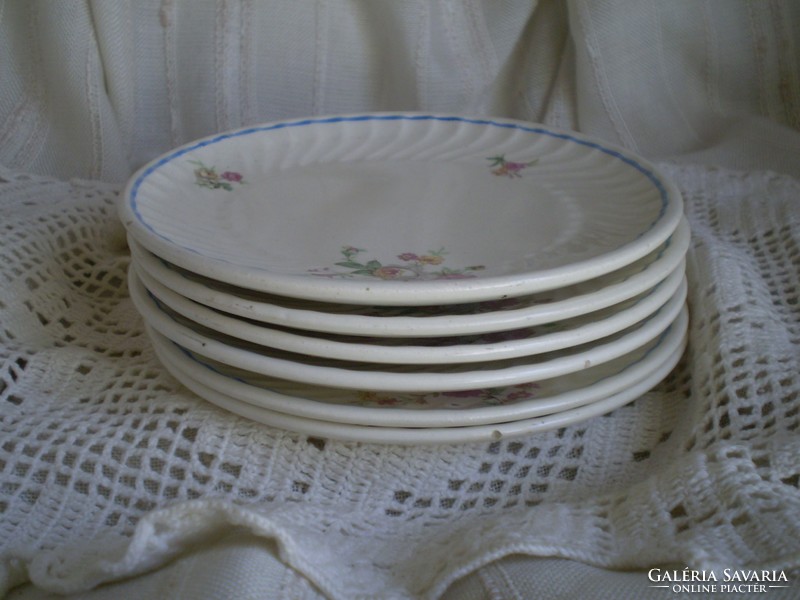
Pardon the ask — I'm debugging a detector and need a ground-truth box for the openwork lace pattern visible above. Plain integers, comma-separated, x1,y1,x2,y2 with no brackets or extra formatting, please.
0,165,798,598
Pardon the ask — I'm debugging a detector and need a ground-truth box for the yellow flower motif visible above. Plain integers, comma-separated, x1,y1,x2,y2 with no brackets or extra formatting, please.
196,168,219,182
419,254,444,265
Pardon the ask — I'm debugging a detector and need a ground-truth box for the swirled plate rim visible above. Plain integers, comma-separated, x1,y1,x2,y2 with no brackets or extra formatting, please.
120,113,683,305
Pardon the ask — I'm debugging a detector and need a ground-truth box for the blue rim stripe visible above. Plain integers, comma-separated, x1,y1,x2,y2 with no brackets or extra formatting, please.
130,114,669,269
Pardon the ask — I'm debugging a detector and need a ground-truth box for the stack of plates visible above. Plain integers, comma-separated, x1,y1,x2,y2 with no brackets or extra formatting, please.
120,114,689,444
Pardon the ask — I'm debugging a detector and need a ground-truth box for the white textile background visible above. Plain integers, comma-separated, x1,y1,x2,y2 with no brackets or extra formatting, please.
1,1,799,598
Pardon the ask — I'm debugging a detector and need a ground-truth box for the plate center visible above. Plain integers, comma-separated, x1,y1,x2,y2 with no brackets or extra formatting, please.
217,159,570,278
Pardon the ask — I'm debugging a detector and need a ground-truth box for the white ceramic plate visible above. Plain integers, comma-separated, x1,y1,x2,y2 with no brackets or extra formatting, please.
153,313,687,444
146,306,687,427
128,217,690,337
129,266,687,392
121,114,683,306
134,259,685,364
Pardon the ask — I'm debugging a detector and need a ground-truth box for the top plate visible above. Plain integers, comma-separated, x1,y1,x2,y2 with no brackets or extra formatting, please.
121,114,683,305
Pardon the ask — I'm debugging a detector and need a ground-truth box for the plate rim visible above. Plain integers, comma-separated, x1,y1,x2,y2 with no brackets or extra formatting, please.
153,315,688,444
128,217,690,337
133,259,686,365
129,265,688,392
121,113,684,306
146,307,687,427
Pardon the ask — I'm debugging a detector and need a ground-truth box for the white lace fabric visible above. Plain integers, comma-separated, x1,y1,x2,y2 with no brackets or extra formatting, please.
0,163,798,598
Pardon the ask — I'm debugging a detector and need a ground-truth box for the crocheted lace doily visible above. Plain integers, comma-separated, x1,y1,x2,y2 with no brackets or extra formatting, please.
0,164,798,598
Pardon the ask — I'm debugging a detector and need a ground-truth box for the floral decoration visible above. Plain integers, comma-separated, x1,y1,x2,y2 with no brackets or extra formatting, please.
354,381,541,409
487,155,537,178
357,296,534,318
310,246,485,280
189,160,246,191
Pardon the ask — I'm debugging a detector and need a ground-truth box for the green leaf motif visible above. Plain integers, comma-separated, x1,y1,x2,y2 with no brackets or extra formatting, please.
312,245,486,281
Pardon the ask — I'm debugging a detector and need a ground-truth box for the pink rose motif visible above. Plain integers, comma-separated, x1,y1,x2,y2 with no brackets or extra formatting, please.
505,390,533,401
357,391,380,404
376,397,401,406
373,266,403,279
488,155,537,178
221,171,243,183
316,245,486,282
505,161,530,173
